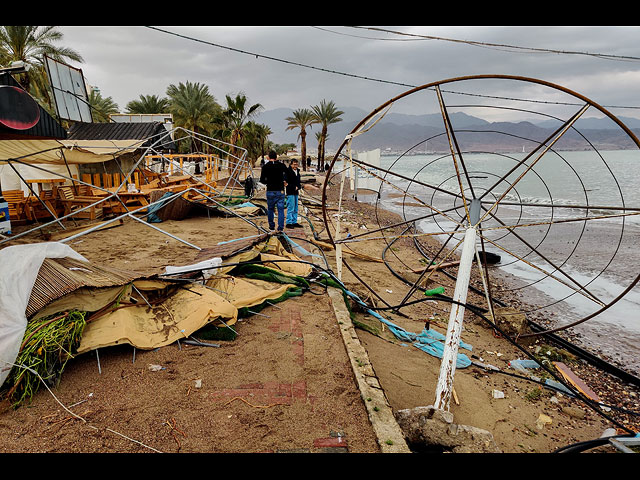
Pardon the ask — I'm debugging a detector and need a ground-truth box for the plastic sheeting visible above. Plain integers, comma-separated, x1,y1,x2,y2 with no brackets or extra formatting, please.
342,283,473,369
0,243,87,387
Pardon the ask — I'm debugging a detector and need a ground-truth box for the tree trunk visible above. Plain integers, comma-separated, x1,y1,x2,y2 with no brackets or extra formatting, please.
300,130,307,171
318,126,328,170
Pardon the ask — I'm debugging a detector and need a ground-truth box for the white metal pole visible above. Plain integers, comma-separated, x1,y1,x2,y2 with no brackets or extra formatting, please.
434,226,477,411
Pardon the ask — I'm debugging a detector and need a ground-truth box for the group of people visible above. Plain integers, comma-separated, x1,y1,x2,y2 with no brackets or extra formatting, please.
259,151,303,233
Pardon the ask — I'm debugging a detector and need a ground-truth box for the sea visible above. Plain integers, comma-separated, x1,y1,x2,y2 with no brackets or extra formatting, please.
338,150,640,375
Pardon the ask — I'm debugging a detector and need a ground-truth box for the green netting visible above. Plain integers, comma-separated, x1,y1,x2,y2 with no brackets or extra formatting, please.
218,197,249,206
197,323,238,341
3,310,88,408
231,264,310,288
237,286,304,318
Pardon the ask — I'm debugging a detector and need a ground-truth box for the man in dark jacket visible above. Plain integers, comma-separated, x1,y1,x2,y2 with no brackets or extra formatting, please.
260,150,288,232
285,158,303,228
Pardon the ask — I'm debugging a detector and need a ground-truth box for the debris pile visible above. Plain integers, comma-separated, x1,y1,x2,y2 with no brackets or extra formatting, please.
0,233,314,408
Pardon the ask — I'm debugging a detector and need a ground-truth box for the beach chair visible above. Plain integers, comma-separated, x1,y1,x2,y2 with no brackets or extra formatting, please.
58,186,104,220
2,189,34,223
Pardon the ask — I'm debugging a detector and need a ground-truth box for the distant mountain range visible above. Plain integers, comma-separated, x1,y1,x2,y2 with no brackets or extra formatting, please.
255,106,640,155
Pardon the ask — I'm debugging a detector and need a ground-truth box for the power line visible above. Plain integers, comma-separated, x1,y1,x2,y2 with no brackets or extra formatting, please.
144,26,416,89
350,26,640,63
144,26,640,112
312,26,421,41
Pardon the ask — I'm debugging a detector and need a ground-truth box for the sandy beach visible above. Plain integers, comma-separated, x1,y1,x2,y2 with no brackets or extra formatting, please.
0,169,639,453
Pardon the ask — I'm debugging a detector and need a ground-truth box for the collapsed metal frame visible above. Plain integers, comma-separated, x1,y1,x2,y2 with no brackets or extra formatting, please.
0,127,262,249
321,74,640,412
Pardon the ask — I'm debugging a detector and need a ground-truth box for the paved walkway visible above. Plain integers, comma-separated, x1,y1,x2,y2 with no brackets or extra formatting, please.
281,223,411,453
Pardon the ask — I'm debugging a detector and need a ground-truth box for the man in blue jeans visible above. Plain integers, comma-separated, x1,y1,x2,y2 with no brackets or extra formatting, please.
260,150,288,232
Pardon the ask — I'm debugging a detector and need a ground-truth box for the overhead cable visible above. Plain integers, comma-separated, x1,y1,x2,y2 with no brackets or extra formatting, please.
144,26,640,112
351,26,640,63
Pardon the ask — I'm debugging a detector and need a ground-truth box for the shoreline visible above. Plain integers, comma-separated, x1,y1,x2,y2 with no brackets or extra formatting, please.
349,183,640,378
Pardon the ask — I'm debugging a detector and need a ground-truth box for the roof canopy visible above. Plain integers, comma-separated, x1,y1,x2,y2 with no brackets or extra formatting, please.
0,120,175,166
0,138,141,165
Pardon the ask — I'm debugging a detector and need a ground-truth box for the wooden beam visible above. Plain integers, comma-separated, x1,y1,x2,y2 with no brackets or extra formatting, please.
553,361,602,402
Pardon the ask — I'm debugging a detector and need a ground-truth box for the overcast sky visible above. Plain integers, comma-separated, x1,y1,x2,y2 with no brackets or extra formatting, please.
57,26,640,124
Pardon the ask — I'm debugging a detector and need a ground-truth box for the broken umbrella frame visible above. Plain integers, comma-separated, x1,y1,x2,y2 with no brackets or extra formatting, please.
0,127,268,249
320,74,640,413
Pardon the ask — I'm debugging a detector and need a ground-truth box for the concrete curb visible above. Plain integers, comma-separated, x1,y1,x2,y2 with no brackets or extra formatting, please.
327,287,411,453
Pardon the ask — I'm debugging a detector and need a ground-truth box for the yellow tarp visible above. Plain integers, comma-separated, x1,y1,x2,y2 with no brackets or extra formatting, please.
214,239,312,278
77,283,237,353
218,247,262,275
260,236,313,277
207,276,296,309
35,237,312,355
32,284,131,323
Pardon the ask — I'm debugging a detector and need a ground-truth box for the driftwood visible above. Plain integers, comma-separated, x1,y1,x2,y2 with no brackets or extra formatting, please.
411,261,460,274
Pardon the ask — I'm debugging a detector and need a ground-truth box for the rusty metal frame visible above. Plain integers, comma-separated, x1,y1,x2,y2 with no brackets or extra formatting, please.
321,74,640,339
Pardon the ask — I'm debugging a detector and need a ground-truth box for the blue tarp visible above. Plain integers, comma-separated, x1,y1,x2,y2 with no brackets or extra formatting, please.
145,192,174,223
233,201,257,209
509,358,575,396
343,290,472,369
281,233,322,258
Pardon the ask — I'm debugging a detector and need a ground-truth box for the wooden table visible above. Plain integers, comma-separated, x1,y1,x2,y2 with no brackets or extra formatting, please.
97,191,150,214
163,175,192,186
25,178,67,196
118,192,149,208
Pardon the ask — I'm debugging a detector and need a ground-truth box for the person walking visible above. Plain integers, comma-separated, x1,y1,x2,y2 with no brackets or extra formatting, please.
260,150,288,232
285,158,303,228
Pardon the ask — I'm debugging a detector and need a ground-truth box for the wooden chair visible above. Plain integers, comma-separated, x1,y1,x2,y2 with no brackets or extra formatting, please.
90,187,132,215
30,189,61,219
138,179,160,194
2,189,33,223
58,186,104,220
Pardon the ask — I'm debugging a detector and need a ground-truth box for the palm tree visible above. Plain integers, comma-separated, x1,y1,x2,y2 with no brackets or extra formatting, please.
0,26,83,110
87,89,119,122
253,123,272,166
126,94,170,114
286,108,318,172
315,131,325,170
311,99,343,170
166,81,220,153
220,93,263,174
242,121,273,167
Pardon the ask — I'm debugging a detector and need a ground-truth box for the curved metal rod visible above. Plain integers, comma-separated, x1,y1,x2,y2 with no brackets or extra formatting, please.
321,73,640,342
476,103,591,225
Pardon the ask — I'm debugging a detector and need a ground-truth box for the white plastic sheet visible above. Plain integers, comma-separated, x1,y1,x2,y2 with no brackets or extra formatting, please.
163,257,222,277
0,242,87,386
